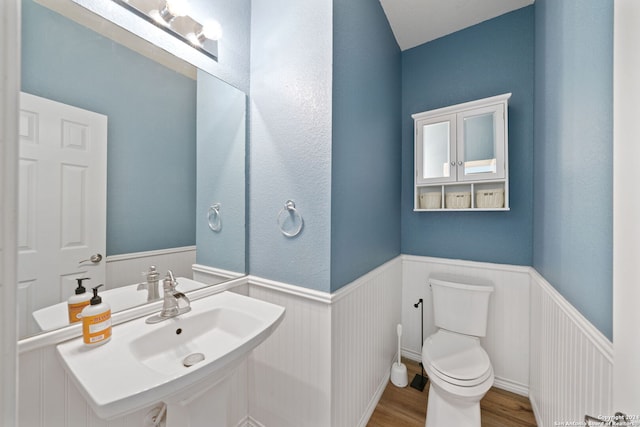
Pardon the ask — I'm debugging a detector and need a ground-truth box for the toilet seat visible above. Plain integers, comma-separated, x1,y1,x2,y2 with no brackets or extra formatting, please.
423,330,492,387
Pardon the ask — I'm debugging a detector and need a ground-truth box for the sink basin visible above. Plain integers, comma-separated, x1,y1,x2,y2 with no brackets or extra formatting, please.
56,291,285,419
33,277,206,332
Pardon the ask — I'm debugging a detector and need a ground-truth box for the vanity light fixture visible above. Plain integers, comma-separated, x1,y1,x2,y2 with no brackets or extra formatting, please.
111,0,221,61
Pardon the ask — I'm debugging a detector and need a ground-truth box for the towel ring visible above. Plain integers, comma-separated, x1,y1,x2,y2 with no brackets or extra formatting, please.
207,203,222,232
277,200,303,237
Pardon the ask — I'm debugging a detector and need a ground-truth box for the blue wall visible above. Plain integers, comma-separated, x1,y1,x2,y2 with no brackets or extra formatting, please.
330,0,401,291
401,7,535,266
196,70,246,274
533,0,613,339
249,0,333,292
22,0,196,256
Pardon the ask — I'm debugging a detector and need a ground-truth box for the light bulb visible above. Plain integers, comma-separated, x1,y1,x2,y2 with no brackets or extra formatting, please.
158,0,189,24
166,0,189,17
201,21,222,41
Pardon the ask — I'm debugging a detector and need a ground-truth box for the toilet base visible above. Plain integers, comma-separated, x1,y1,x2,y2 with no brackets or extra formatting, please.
425,383,481,427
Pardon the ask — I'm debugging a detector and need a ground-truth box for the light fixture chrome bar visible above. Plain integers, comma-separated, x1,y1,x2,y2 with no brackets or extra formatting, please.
111,0,218,61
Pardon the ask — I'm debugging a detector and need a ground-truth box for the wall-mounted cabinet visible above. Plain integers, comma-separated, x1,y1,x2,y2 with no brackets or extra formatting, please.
413,93,511,211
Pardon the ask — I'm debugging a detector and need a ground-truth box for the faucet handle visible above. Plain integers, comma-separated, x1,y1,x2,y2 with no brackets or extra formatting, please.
163,270,178,291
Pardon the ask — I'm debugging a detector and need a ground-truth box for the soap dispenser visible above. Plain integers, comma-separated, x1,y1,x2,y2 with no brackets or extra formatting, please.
81,285,112,346
67,277,91,324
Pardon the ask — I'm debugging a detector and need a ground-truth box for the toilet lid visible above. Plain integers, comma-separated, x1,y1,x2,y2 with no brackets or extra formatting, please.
423,330,492,386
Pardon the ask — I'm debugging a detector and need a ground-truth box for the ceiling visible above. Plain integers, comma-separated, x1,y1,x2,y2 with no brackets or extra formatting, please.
379,0,534,51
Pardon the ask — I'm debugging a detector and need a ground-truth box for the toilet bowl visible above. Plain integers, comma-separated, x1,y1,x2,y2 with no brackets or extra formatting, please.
421,275,495,427
422,330,494,427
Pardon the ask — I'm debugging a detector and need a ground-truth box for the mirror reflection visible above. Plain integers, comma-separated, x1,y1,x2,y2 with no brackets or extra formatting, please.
18,0,246,339
422,121,451,180
463,113,497,175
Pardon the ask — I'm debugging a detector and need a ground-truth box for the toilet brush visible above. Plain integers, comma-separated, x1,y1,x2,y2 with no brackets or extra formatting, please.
390,324,408,387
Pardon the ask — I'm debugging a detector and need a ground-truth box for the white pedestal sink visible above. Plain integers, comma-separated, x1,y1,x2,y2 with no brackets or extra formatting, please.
57,290,285,420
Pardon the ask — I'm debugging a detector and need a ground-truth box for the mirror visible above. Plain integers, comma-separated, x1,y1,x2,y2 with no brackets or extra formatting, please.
18,0,246,339
422,121,451,180
463,112,497,175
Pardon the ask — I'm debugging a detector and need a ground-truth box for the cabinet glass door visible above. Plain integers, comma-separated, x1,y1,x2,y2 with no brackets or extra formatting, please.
458,104,505,181
416,114,456,184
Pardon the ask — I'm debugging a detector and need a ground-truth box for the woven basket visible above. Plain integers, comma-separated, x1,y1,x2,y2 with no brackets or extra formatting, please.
475,188,504,208
445,192,471,209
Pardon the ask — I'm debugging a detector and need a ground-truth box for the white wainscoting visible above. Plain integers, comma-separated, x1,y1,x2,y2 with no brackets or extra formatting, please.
246,256,403,427
16,253,614,427
330,257,402,427
529,269,613,427
105,246,196,289
247,278,333,427
401,255,531,395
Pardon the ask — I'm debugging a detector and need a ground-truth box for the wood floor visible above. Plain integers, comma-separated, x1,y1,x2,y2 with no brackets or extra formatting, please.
368,359,537,427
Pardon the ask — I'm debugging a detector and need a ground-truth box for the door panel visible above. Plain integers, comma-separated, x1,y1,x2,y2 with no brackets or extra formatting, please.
18,92,107,337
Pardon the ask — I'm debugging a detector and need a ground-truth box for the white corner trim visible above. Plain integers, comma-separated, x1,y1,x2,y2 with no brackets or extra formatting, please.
529,268,613,361
105,245,196,263
247,275,332,304
247,255,403,305
192,263,244,280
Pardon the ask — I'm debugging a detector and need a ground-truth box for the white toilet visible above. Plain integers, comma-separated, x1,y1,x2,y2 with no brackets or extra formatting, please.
422,274,494,427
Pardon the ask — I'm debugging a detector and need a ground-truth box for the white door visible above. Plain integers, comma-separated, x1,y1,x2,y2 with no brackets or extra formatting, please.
613,0,640,418
18,92,107,336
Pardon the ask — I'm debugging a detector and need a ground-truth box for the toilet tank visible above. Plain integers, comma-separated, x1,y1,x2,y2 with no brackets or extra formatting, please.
429,274,494,337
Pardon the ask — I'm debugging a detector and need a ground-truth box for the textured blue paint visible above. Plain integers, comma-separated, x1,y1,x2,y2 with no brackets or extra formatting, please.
196,70,246,273
533,0,613,339
249,0,333,292
330,0,401,291
22,0,196,255
401,7,535,266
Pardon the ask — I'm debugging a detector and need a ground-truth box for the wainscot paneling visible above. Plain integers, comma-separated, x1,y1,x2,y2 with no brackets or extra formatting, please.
330,257,402,427
247,277,333,427
401,255,531,396
105,246,196,289
247,256,403,427
529,269,613,427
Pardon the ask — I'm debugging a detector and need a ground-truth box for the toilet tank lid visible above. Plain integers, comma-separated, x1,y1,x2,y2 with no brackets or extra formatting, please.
428,274,494,292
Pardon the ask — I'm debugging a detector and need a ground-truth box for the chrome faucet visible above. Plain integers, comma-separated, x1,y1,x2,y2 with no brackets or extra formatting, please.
137,265,161,302
145,270,191,324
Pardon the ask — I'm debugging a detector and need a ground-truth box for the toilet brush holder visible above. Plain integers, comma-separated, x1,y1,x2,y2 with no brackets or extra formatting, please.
390,324,408,387
410,299,428,391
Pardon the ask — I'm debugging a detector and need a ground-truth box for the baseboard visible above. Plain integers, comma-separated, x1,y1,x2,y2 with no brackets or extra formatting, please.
493,377,528,397
357,368,392,427
529,392,544,427
402,347,422,363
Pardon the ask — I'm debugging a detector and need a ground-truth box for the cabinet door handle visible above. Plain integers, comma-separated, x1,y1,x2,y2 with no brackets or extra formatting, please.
458,161,463,166
450,161,456,166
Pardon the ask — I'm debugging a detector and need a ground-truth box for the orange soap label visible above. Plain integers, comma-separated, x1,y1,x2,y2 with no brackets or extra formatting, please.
68,301,90,323
82,310,112,344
